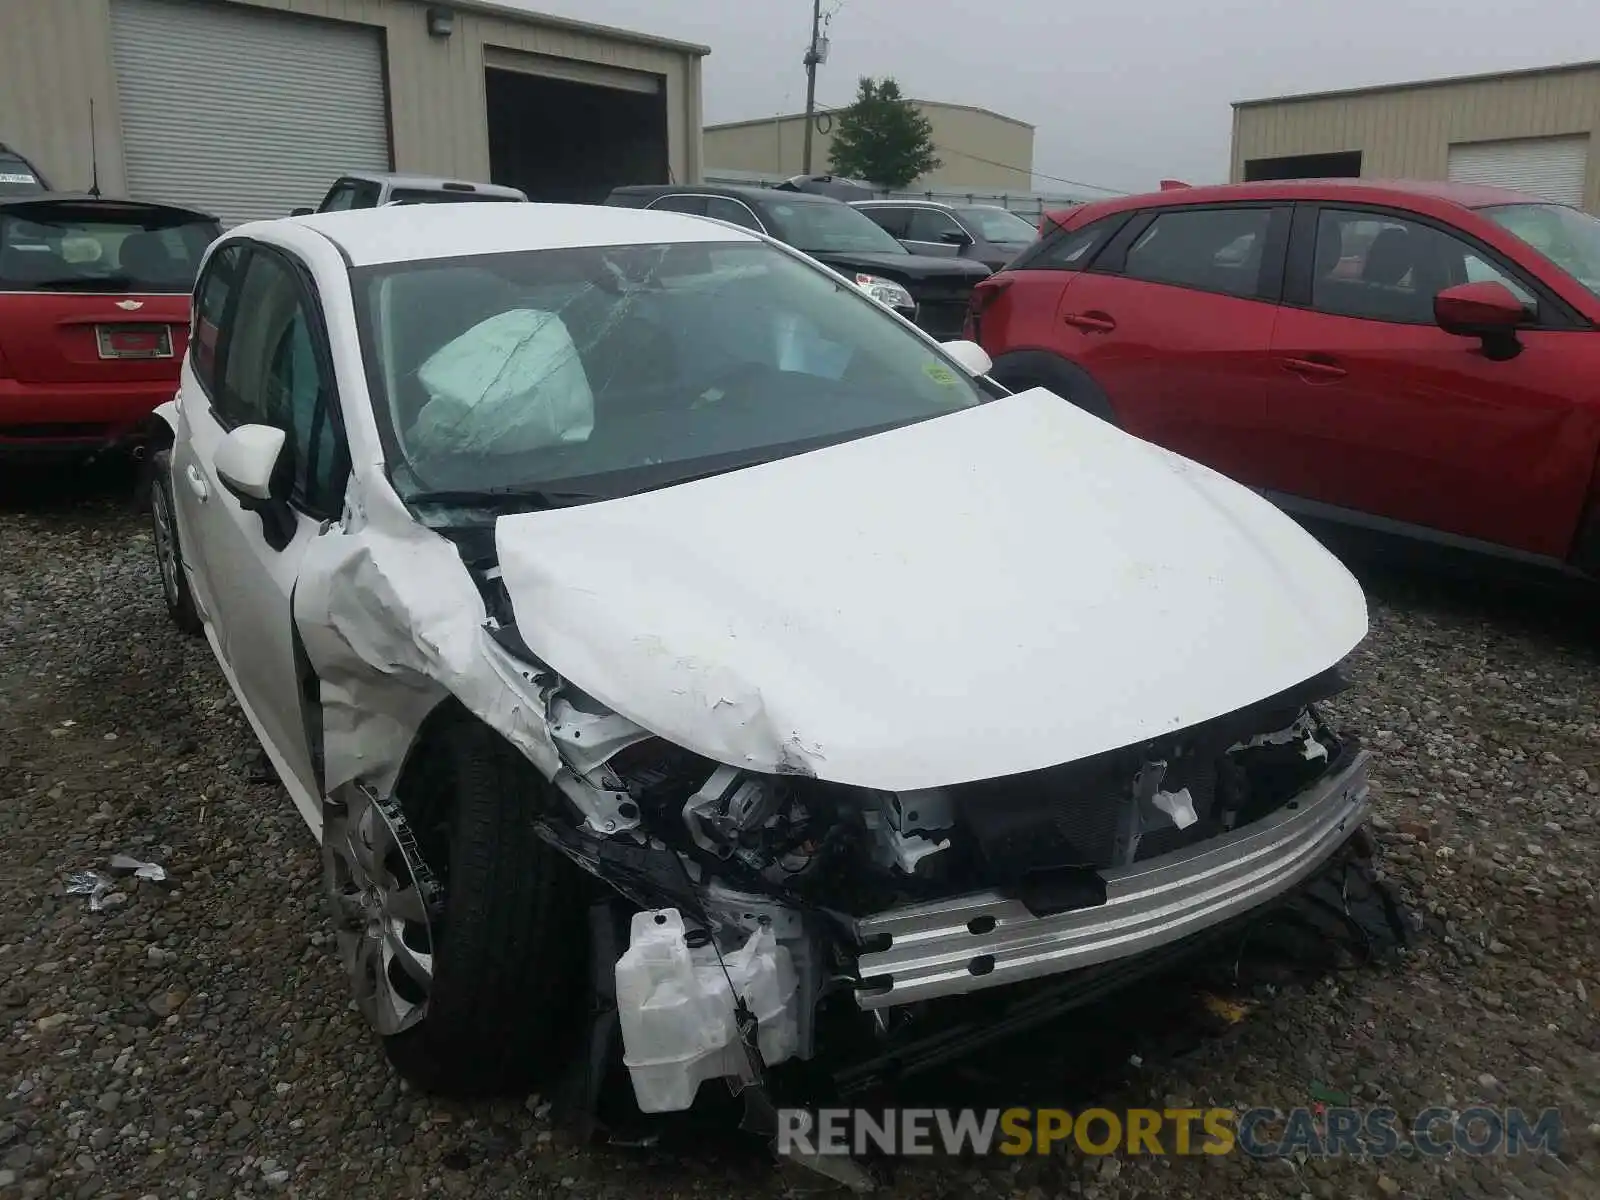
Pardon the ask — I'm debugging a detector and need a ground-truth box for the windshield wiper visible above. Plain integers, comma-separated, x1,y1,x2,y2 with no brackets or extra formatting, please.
404,486,604,510
28,274,136,291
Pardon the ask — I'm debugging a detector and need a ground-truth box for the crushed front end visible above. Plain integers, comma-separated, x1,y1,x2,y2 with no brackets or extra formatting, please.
513,645,1370,1113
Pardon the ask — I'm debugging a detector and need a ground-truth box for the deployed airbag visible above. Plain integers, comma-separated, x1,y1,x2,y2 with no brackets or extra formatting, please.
411,308,595,456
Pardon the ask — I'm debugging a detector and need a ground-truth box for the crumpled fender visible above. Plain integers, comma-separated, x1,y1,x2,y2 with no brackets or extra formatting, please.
289,476,647,836
290,480,564,801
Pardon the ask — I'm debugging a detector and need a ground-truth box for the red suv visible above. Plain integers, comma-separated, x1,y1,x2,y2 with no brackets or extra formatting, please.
0,194,221,459
969,180,1600,579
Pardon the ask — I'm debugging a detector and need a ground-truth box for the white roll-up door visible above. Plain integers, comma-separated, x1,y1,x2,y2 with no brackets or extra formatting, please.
1447,136,1590,206
111,0,391,226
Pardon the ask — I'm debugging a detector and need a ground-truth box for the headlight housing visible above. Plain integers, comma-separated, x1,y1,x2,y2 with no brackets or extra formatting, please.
854,273,915,311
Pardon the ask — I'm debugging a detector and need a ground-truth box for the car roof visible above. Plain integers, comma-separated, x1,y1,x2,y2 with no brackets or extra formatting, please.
611,183,842,206
1053,178,1553,223
0,192,219,221
855,198,958,210
282,200,759,267
338,171,526,197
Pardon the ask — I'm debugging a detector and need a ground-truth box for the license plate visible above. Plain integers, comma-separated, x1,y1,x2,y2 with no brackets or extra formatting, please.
96,324,172,360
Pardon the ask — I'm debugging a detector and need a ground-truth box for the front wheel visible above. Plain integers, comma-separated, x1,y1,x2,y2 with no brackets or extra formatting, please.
322,718,589,1096
148,450,202,637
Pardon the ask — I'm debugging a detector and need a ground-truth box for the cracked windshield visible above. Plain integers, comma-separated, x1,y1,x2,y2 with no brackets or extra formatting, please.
355,239,983,500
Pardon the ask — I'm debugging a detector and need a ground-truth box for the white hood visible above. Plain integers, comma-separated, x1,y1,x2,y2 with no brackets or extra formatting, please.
494,389,1367,791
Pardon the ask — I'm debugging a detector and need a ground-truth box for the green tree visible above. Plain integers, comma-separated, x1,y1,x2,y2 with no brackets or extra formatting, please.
827,77,941,189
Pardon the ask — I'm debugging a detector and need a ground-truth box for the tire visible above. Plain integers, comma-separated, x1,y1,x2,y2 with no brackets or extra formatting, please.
148,450,203,637
326,718,590,1096
989,351,1120,426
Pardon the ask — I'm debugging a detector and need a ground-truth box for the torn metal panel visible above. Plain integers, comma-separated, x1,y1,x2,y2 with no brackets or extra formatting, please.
288,480,576,814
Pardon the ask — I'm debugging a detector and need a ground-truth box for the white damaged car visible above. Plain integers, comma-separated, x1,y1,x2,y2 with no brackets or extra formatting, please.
146,201,1373,1108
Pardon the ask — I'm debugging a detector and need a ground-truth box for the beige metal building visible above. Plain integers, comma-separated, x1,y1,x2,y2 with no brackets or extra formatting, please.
705,100,1034,190
1231,61,1600,213
0,0,707,224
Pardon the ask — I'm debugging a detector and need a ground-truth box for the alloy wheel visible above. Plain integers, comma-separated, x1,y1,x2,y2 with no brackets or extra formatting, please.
323,788,440,1036
150,482,181,610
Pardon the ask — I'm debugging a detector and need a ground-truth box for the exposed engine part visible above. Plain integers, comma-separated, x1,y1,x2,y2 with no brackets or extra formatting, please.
684,765,788,857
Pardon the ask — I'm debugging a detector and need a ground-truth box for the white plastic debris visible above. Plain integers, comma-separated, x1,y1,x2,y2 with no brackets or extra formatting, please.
64,871,113,912
614,908,798,1113
1151,787,1199,830
108,854,168,883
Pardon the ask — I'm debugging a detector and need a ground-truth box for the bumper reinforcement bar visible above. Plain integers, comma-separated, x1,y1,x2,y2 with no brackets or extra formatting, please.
853,750,1371,1008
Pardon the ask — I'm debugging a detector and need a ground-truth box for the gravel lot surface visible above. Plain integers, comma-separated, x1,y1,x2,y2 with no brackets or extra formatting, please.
2,463,1598,1200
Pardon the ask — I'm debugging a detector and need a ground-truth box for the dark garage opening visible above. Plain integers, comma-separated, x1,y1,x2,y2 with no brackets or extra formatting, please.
485,67,669,204
1244,151,1363,181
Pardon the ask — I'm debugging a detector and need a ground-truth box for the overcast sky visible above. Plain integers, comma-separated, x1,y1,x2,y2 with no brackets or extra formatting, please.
503,0,1600,195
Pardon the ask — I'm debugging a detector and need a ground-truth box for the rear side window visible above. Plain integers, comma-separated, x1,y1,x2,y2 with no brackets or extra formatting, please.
859,207,910,238
191,244,245,393
704,197,763,231
0,203,219,293
1010,213,1126,272
649,194,710,216
1122,207,1273,298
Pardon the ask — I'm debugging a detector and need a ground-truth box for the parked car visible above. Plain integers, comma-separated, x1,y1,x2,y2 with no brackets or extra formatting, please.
146,201,1371,1105
969,179,1600,580
0,194,221,459
605,183,992,338
0,143,50,196
292,172,527,215
854,199,1039,271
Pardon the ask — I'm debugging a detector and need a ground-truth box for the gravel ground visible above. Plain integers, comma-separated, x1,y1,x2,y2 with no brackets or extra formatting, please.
2,463,1598,1200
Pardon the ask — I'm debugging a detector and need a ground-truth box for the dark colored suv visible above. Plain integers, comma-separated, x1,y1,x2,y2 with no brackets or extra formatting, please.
605,184,991,338
853,199,1039,272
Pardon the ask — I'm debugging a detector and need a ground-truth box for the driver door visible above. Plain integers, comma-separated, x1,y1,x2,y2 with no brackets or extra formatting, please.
176,242,350,816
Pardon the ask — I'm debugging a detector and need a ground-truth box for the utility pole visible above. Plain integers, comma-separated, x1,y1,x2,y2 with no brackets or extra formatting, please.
801,0,822,175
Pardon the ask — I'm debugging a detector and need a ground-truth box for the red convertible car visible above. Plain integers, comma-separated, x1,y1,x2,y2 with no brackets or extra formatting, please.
968,179,1600,579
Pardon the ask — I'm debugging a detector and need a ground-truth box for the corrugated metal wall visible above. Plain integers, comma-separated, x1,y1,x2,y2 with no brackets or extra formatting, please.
0,0,704,200
1231,66,1600,212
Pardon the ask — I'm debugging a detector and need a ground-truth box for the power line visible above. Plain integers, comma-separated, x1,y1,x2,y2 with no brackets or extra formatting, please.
935,146,1128,196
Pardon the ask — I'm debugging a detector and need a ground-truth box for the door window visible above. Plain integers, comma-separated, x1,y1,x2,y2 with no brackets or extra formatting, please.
218,249,348,515
1123,207,1273,297
860,207,910,238
191,244,244,395
648,194,709,216
704,197,764,232
906,208,965,244
1310,208,1538,324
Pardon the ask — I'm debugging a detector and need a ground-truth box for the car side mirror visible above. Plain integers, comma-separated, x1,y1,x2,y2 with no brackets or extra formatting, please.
940,339,994,379
290,207,314,217
215,424,296,550
941,228,973,246
1435,281,1525,334
1435,281,1526,359
215,424,284,506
